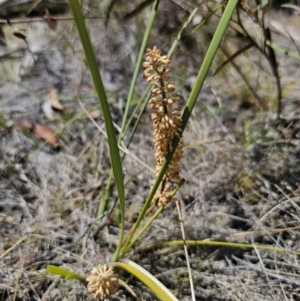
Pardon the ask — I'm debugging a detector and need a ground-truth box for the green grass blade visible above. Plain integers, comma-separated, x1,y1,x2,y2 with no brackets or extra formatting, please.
124,86,151,149
121,171,161,254
97,168,114,218
255,29,300,61
114,259,179,301
140,240,300,257
68,0,125,262
46,265,86,284
168,7,199,57
190,4,225,36
120,0,160,140
182,0,239,131
97,0,160,236
122,180,183,254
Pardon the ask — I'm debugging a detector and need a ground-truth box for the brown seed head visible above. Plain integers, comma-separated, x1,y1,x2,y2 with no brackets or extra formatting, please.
143,46,184,206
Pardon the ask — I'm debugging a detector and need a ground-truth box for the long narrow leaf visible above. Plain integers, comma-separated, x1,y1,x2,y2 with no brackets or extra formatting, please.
168,6,199,57
114,259,179,301
120,0,160,140
182,0,240,130
122,179,184,254
99,0,160,253
68,0,125,262
255,29,300,61
140,240,300,257
46,265,86,284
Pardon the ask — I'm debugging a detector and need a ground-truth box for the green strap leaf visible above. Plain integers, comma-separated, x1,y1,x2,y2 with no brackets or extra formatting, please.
46,265,87,284
113,259,179,301
67,0,125,262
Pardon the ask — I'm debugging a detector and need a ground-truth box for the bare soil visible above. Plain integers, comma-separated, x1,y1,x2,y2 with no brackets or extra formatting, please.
1,1,300,301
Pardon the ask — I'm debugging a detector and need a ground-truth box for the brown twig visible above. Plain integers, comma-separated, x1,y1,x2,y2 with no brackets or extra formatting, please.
0,15,102,25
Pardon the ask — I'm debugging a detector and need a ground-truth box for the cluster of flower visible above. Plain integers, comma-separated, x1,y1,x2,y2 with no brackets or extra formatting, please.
143,46,183,206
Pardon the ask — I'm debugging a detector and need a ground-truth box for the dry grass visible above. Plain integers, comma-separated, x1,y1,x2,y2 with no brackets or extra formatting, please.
1,1,300,300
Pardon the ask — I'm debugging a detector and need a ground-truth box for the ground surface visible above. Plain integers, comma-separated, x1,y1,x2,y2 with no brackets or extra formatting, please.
1,1,300,300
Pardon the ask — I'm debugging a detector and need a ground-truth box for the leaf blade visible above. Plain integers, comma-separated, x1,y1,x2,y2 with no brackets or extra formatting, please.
114,259,179,301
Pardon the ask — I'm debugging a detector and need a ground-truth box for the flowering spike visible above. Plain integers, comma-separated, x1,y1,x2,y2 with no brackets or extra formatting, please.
143,46,184,207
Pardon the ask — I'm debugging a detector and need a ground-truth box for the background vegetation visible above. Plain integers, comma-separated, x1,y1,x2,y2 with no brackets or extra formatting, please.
1,0,300,300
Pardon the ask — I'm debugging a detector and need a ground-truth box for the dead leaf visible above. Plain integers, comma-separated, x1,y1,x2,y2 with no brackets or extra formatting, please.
19,120,33,130
33,123,58,147
45,9,57,31
49,88,64,111
88,109,101,119
19,121,58,147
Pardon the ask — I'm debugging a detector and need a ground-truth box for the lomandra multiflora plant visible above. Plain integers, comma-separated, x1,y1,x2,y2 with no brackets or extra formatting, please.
50,0,253,299
84,47,185,300
143,46,183,207
45,40,185,300
47,47,185,301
